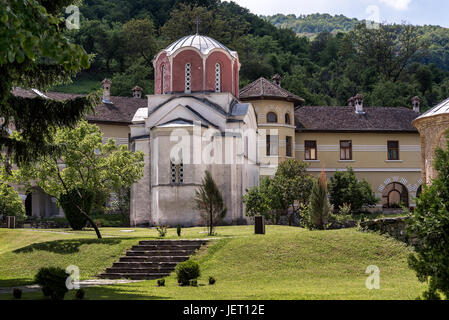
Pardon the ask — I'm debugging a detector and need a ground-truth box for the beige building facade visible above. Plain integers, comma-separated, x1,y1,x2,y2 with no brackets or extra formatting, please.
240,81,423,210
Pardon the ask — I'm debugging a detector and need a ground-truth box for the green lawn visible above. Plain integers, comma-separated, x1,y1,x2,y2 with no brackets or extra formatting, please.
0,226,425,299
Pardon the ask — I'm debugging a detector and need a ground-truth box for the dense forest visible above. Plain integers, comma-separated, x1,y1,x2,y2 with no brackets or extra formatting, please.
54,0,449,111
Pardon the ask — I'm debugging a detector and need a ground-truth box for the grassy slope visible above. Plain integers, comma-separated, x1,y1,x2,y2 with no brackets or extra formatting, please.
0,226,424,300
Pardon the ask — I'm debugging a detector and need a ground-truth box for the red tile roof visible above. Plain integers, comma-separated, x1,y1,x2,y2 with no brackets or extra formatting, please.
239,77,304,106
295,106,419,132
12,88,146,124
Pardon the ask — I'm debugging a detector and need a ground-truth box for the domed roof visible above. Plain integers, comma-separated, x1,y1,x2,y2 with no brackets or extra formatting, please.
164,34,238,58
416,97,449,121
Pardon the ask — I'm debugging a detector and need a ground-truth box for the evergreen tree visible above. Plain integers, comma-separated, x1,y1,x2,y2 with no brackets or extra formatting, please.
408,131,449,300
193,171,227,235
307,169,332,230
1,0,100,167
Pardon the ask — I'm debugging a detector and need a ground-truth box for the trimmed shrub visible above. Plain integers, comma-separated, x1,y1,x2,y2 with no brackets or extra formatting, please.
209,276,216,285
75,289,85,300
59,189,94,230
35,267,69,300
157,279,165,287
175,260,200,286
13,288,22,299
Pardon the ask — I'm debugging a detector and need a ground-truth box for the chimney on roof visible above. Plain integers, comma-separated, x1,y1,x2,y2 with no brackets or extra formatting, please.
101,79,112,104
353,94,364,114
132,86,143,99
412,96,421,113
272,74,282,87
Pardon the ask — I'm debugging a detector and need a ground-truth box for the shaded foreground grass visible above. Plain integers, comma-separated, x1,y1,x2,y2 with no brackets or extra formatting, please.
0,226,425,300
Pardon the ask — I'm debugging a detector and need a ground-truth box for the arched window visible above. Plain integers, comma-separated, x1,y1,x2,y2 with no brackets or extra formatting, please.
215,63,221,92
267,112,278,123
285,113,291,124
185,63,191,93
161,65,166,94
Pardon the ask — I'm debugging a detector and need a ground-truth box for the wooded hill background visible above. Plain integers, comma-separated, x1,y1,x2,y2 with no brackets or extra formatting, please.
54,0,449,111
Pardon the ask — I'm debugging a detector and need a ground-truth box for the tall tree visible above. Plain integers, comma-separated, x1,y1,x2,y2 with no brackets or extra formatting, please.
122,18,157,68
9,121,144,238
1,0,99,167
351,23,428,83
271,159,314,225
307,168,332,230
193,171,227,236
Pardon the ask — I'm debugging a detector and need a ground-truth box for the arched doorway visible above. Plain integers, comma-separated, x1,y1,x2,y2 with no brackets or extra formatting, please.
25,191,32,216
382,182,409,208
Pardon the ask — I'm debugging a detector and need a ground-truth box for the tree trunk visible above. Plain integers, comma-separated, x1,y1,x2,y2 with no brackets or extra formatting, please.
209,210,213,236
83,212,102,239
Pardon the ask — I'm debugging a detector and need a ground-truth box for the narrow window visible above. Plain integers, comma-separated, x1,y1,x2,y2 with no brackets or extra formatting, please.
305,140,317,160
185,63,191,93
161,65,166,94
266,134,278,156
285,113,291,125
267,112,278,123
266,135,270,156
215,63,221,92
340,140,352,160
170,161,184,184
286,136,292,157
388,141,399,160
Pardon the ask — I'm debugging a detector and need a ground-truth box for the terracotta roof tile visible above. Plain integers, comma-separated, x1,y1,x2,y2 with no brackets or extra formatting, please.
239,77,304,105
11,88,146,124
295,106,419,132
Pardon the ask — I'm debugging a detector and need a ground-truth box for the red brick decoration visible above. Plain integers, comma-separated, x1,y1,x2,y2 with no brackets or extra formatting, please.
153,35,240,96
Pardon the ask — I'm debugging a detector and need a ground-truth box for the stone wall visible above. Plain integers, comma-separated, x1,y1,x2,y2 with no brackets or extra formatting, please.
360,217,418,245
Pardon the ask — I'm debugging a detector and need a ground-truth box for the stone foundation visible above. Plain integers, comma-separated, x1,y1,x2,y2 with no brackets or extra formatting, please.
360,217,418,245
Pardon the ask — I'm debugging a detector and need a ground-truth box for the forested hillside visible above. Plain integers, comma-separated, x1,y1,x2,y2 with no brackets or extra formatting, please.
55,0,449,111
263,13,360,35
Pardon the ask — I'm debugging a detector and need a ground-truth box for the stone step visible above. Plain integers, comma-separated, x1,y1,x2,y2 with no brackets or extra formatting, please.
98,273,170,280
112,261,178,269
105,267,174,274
138,240,207,246
127,250,194,257
131,244,201,251
119,255,190,263
99,240,208,280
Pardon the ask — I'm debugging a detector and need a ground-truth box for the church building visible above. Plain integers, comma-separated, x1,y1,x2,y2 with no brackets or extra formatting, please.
11,33,437,224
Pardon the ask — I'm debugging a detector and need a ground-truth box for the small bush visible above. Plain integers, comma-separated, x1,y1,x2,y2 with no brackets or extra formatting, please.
177,225,182,237
157,279,165,287
209,276,216,285
35,267,69,300
75,289,85,300
156,225,168,237
189,279,198,287
176,260,200,286
13,288,22,299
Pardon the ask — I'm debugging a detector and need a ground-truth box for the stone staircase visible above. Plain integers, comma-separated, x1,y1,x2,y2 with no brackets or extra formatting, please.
99,239,207,280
